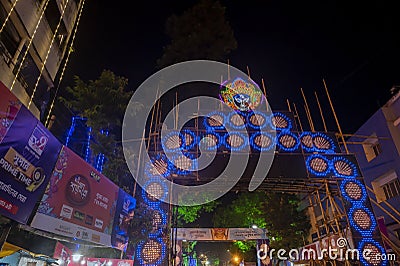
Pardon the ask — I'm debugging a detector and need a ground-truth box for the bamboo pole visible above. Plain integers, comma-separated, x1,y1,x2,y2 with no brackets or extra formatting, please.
293,103,304,131
366,185,400,218
261,78,269,112
304,104,314,132
314,91,327,132
323,79,349,153
300,88,315,131
227,59,230,80
286,99,292,112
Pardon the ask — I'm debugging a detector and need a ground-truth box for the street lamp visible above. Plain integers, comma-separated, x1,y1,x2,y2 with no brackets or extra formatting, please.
199,253,208,266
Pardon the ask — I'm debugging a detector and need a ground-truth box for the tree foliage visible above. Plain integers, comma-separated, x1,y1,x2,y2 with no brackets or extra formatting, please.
59,70,140,186
176,200,220,226
157,0,237,67
213,191,310,256
60,70,132,131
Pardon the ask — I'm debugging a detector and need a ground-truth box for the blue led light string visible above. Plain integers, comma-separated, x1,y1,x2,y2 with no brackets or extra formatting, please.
65,116,77,146
137,176,168,265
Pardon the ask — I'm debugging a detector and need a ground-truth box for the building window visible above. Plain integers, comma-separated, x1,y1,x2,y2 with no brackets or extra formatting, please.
381,178,400,200
371,171,399,203
362,135,382,162
372,142,382,157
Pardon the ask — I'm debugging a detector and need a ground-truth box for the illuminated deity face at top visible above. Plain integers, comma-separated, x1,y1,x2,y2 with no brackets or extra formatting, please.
233,93,251,111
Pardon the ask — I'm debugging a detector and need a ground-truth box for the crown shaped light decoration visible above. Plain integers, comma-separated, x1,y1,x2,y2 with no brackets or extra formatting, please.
220,77,263,112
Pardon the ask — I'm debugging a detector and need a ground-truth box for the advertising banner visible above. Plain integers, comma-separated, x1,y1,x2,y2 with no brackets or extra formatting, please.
53,242,73,266
86,258,134,266
111,188,136,250
31,146,120,246
0,101,62,223
0,81,21,143
175,228,268,241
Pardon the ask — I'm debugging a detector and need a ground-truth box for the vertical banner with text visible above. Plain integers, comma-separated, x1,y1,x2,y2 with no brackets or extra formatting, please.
0,82,62,223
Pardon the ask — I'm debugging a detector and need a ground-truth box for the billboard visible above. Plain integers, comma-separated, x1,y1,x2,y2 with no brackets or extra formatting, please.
0,81,21,143
0,83,62,223
175,228,267,241
32,146,121,246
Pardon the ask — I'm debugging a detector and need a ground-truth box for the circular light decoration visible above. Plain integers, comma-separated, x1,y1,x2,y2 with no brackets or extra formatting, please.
306,154,330,176
170,153,198,176
358,240,387,266
277,131,299,152
204,111,225,130
332,157,358,178
142,178,169,203
300,132,314,152
227,111,247,129
199,131,223,151
145,154,171,178
180,129,197,150
161,131,182,153
138,238,166,265
247,111,269,129
354,209,372,230
224,132,248,151
312,132,335,153
341,180,367,203
219,77,263,112
349,206,377,236
250,132,275,152
270,112,292,130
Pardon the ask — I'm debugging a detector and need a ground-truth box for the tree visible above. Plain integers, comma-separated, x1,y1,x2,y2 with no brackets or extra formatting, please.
157,0,237,68
213,191,310,259
157,0,238,226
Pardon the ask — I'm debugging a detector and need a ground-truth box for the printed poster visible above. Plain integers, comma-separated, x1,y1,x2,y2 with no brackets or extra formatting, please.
32,146,119,246
0,102,62,223
111,188,136,250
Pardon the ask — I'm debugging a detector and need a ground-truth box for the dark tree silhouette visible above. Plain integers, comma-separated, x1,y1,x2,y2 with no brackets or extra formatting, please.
157,0,237,68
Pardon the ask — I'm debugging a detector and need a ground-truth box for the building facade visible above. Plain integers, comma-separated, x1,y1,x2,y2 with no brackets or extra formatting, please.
0,0,82,119
348,88,400,250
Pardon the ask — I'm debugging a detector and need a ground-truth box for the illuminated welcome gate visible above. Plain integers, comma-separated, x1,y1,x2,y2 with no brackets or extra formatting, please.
172,227,269,266
135,77,388,266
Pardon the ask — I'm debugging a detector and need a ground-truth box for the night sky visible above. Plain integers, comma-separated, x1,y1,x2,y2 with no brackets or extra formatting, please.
63,0,400,133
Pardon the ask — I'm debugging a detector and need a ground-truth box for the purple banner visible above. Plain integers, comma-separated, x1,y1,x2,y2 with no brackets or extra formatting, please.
111,188,136,250
0,105,62,223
